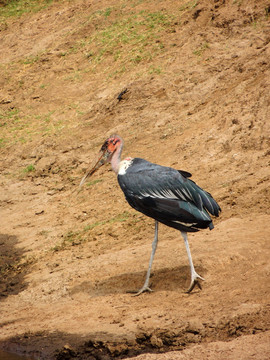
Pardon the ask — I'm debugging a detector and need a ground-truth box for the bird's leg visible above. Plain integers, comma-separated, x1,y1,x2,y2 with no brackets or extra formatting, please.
132,221,159,296
181,231,205,293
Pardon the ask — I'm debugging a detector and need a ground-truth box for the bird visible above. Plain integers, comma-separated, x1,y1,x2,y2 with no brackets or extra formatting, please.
80,134,221,296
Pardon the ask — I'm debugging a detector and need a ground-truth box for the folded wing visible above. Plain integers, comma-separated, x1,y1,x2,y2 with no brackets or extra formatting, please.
118,158,221,233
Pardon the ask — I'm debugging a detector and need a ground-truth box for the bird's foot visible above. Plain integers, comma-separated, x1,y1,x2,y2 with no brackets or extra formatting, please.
186,273,205,293
133,286,153,297
128,286,153,297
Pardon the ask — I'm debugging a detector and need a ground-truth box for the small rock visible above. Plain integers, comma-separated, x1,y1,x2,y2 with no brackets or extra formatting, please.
186,319,205,335
150,334,163,348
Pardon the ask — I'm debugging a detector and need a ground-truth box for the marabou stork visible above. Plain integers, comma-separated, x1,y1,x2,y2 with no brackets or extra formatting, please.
80,135,221,295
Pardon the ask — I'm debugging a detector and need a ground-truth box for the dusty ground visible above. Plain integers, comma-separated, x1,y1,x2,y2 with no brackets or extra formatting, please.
0,0,270,359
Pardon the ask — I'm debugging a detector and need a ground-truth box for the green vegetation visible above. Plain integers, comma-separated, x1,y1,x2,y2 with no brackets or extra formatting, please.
0,0,54,20
232,0,242,6
0,107,50,146
0,3,181,148
0,138,6,147
179,0,198,12
149,65,162,75
40,83,49,89
0,108,27,145
51,230,82,252
193,42,210,56
0,108,19,124
0,103,83,148
104,7,112,17
23,164,35,173
83,211,130,231
20,55,40,65
51,212,130,252
74,9,177,75
0,0,212,150
86,179,103,187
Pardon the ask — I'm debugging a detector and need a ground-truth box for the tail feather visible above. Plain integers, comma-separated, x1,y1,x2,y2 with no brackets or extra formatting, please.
199,189,221,217
188,179,221,217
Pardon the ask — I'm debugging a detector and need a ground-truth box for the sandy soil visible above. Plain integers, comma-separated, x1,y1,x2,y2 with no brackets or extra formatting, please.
0,0,270,359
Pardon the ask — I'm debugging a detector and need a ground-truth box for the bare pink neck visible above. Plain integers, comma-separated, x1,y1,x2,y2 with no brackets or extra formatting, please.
111,142,123,174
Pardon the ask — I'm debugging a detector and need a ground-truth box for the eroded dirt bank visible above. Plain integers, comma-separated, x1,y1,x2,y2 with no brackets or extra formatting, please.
0,0,270,359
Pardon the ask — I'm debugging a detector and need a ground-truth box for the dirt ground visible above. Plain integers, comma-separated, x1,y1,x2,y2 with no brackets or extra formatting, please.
0,0,270,359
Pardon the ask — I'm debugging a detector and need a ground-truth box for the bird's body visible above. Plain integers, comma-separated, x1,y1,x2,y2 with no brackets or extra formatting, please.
80,135,221,295
117,157,219,233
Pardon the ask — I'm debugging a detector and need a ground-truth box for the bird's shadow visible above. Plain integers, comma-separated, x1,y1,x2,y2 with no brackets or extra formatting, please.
69,265,206,297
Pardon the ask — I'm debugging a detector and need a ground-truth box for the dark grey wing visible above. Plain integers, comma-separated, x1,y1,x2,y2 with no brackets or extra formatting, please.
118,158,221,232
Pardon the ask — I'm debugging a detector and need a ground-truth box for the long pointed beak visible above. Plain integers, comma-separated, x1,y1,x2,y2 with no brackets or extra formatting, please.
79,149,110,187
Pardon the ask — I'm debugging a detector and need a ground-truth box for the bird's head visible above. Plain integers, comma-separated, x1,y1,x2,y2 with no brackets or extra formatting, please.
79,135,123,187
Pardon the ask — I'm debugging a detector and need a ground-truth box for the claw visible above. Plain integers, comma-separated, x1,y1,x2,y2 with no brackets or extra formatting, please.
186,273,205,293
133,286,153,296
127,286,153,296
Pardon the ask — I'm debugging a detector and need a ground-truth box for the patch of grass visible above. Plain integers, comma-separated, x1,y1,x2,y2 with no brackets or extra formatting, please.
51,230,82,252
83,221,106,232
107,65,127,79
67,103,86,116
64,70,83,82
104,7,112,17
20,55,40,65
0,0,54,21
193,42,209,56
39,83,49,89
179,0,198,12
32,110,68,136
0,108,29,147
84,211,130,231
0,108,21,143
110,211,130,223
149,65,162,75
23,164,35,173
0,108,20,125
86,179,103,187
0,107,50,147
0,138,7,147
63,231,81,243
232,0,242,6
44,111,54,123
0,106,65,148
34,111,54,124
74,9,176,76
51,212,130,252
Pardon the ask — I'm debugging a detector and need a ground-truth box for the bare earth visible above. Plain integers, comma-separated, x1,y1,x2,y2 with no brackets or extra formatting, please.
0,0,270,359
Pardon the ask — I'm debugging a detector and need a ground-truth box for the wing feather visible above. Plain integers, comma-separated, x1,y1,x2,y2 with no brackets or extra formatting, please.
118,158,221,232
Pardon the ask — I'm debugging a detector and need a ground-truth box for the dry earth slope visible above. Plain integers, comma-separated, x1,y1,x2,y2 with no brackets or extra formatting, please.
0,0,270,359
